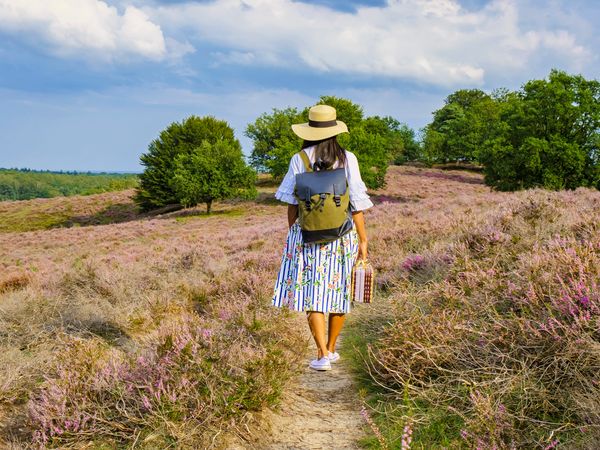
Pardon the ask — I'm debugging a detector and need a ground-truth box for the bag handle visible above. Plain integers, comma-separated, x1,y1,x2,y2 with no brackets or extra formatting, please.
298,150,313,172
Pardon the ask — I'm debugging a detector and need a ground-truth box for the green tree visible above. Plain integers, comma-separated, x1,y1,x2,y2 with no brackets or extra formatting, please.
312,97,391,188
361,115,421,164
245,107,306,175
345,126,389,188
421,127,446,166
423,89,500,164
135,116,243,211
480,70,599,190
479,137,542,191
316,95,364,130
394,122,422,163
171,140,256,213
246,96,409,188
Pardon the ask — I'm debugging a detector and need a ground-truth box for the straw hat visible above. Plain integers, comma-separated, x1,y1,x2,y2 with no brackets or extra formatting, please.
291,104,348,141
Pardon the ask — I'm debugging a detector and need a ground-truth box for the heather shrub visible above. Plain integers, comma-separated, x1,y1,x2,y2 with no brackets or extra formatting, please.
28,309,293,447
400,252,453,284
0,188,306,448
368,190,600,448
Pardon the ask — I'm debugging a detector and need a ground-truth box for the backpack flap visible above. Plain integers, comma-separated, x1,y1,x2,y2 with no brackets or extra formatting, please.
294,168,347,201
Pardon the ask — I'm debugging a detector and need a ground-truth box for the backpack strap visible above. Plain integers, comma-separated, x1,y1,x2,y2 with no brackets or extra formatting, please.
298,150,313,172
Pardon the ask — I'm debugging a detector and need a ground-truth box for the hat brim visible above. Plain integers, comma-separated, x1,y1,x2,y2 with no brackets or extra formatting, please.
291,121,348,141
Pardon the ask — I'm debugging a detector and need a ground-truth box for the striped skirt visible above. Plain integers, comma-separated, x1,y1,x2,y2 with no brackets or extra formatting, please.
272,221,359,314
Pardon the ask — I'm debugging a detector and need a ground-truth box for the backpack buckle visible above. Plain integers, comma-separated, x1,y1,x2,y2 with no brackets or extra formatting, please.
332,185,341,206
304,187,312,210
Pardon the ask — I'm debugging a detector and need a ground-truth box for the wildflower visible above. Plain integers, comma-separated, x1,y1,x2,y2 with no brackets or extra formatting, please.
401,420,413,450
544,440,559,450
218,309,232,320
360,406,388,450
142,395,152,410
402,255,426,272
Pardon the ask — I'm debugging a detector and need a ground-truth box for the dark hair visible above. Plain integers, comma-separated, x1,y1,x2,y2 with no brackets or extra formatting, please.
301,135,347,171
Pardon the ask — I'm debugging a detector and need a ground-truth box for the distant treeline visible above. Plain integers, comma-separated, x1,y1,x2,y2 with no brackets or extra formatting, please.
0,169,139,201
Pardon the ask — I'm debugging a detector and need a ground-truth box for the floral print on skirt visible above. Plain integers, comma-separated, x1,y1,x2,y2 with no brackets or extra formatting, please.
272,220,360,313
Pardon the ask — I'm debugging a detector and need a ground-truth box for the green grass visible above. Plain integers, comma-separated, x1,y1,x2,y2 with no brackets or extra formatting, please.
0,205,73,232
343,295,466,449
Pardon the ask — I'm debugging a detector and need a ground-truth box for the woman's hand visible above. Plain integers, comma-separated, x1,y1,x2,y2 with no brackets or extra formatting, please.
357,240,368,261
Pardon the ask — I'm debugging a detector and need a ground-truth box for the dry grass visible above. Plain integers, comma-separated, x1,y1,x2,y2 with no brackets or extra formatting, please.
0,181,304,448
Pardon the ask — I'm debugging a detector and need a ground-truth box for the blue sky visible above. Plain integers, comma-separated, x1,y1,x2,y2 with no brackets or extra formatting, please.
0,0,598,171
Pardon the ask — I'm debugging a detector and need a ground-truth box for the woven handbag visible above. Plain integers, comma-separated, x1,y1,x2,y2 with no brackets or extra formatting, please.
351,259,375,304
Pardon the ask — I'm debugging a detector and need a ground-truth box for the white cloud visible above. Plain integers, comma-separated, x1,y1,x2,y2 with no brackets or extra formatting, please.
0,0,594,86
0,0,168,61
148,0,591,87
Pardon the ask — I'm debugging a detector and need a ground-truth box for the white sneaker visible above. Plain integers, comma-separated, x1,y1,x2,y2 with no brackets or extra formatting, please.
309,357,332,371
327,351,340,363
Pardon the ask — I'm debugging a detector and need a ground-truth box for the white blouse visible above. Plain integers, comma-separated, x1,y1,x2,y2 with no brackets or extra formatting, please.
274,146,374,212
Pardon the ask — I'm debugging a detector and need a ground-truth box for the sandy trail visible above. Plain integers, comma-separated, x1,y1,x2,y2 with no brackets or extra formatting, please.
225,335,365,450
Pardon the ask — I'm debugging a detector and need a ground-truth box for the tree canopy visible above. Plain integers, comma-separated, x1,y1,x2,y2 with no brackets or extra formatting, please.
480,70,600,190
245,95,418,189
135,115,256,212
421,70,600,191
422,89,500,165
171,140,256,213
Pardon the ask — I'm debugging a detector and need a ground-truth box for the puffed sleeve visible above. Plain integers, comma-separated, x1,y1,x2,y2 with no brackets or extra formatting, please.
346,152,374,212
274,154,300,205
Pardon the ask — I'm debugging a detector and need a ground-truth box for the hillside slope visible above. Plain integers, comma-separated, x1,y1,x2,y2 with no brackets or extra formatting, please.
3,166,597,448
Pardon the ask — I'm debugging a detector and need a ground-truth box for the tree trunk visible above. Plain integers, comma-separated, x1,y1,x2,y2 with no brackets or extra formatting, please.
206,199,213,214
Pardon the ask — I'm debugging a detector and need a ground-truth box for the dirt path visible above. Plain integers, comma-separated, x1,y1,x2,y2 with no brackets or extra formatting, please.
225,335,366,450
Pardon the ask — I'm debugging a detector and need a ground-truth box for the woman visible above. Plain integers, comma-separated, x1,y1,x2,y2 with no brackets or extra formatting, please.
271,104,373,371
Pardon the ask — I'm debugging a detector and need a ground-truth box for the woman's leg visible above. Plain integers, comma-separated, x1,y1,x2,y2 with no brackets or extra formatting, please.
327,313,346,353
307,311,329,358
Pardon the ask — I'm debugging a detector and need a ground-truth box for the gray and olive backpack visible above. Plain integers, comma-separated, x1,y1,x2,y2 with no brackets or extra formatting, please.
293,150,353,244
